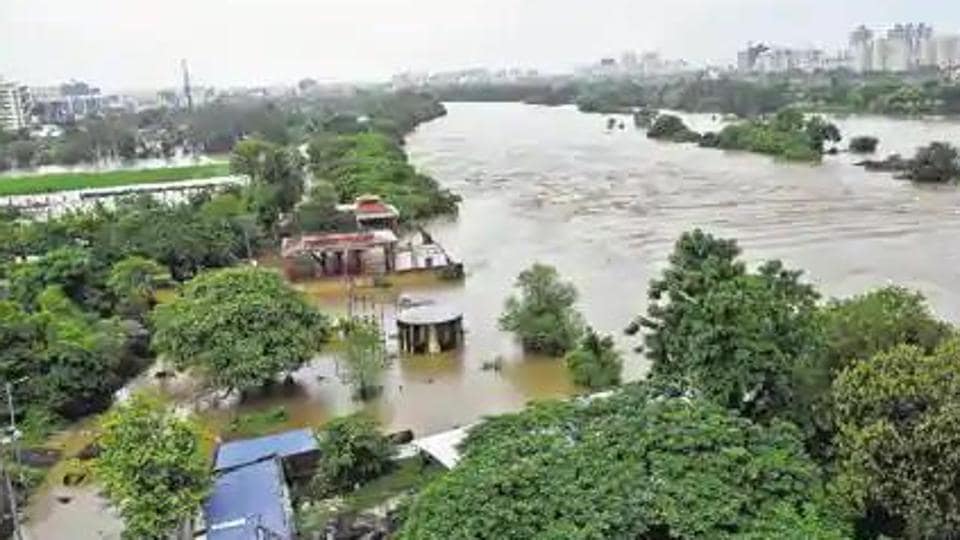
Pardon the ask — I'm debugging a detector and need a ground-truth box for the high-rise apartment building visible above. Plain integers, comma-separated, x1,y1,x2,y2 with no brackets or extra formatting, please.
0,78,30,132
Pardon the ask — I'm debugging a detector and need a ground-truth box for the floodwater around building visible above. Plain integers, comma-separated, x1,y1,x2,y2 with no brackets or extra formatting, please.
23,102,960,537
167,103,960,438
146,104,960,437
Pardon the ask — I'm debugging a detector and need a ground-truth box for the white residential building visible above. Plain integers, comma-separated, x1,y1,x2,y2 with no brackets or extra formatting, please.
0,78,30,131
850,26,875,72
847,23,954,72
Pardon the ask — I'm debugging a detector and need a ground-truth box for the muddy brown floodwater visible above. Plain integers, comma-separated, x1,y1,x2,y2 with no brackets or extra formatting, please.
24,102,960,538
197,102,960,437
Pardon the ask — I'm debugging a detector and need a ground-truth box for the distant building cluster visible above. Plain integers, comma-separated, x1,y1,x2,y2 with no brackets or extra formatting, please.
849,24,960,72
737,45,850,74
391,67,541,88
737,23,960,74
0,76,220,133
577,51,690,79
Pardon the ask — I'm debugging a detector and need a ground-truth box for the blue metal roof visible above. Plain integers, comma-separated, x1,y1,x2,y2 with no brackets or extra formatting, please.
204,458,293,540
214,429,317,471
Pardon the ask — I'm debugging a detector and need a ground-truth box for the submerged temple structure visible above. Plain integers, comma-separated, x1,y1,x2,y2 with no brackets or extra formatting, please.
397,303,464,354
281,230,399,278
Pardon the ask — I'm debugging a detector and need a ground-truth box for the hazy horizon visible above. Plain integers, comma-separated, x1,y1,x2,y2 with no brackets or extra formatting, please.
3,0,960,91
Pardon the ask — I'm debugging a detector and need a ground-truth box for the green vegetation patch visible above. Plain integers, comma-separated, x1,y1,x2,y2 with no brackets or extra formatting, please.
0,163,231,196
224,406,291,439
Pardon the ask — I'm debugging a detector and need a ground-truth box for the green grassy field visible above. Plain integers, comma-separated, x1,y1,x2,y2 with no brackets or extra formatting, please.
0,162,232,196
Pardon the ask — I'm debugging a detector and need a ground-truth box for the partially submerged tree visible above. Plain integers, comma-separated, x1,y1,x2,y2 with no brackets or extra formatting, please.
311,413,394,496
97,393,210,540
849,136,880,154
565,327,622,390
906,141,960,183
151,267,329,395
338,320,389,400
499,263,584,356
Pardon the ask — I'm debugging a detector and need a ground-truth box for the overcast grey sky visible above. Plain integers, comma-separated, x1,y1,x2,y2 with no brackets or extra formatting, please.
2,0,960,90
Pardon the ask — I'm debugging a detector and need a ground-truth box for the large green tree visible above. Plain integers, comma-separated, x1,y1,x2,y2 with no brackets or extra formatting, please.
151,267,329,395
639,229,821,421
400,385,845,539
499,263,584,356
97,393,211,540
834,338,960,539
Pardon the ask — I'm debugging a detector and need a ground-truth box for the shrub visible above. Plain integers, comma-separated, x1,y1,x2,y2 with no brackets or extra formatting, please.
565,328,622,390
849,136,880,154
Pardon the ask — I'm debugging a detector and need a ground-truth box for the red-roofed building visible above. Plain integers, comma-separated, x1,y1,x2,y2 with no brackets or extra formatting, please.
336,194,399,232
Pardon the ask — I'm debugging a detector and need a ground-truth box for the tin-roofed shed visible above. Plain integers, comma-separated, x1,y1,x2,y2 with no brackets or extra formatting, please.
215,429,319,481
204,458,293,540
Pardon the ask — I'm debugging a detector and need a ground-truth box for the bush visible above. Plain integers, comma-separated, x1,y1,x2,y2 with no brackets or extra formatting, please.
565,328,622,390
907,142,960,183
646,115,700,142
312,414,395,496
698,131,721,148
849,136,880,154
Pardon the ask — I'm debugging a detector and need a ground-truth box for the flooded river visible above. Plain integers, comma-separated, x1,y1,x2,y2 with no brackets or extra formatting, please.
195,102,960,437
24,102,960,537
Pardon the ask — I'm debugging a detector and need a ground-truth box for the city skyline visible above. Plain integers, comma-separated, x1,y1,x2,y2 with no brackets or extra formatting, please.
3,0,960,90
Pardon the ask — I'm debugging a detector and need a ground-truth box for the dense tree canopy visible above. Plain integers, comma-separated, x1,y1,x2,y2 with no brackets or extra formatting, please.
107,256,169,319
230,139,306,228
499,263,585,356
834,339,960,539
307,131,459,221
639,230,821,421
400,384,845,540
0,287,129,418
97,393,210,540
151,267,330,394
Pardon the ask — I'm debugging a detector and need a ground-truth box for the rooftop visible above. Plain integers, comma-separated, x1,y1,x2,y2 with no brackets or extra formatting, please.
214,428,318,471
411,426,472,469
336,194,399,219
204,458,293,540
281,230,398,258
396,304,463,326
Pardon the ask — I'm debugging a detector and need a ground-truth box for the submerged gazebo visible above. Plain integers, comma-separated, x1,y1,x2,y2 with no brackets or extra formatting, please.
397,304,464,354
